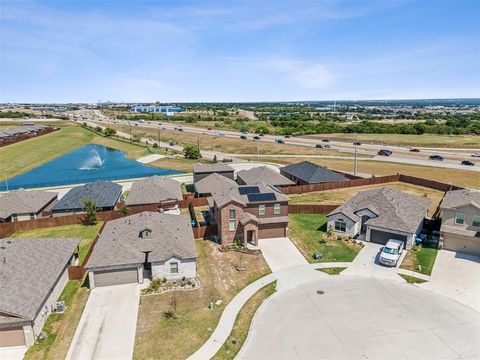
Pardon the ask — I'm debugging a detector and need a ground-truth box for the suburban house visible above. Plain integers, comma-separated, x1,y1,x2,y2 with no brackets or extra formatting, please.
86,212,197,288
439,188,480,256
327,188,431,249
0,124,47,141
236,166,295,187
0,189,58,222
209,184,289,246
125,176,183,208
280,161,349,185
193,162,235,184
51,181,123,216
0,237,79,348
194,172,237,197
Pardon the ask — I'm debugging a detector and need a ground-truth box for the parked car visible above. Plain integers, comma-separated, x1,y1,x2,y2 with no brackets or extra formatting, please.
409,148,420,152
275,138,285,144
471,153,480,158
429,155,444,161
461,160,475,166
240,135,248,140
353,142,361,146
321,138,330,142
379,239,404,267
378,149,392,156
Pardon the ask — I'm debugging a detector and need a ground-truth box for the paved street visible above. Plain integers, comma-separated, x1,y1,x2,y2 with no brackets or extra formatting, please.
66,284,140,360
238,276,480,360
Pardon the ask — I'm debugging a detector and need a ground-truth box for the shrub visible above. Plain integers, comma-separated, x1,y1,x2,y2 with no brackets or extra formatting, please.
183,144,202,159
82,199,97,226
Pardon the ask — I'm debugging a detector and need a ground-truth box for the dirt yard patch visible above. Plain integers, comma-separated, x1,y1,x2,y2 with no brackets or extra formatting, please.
133,240,270,360
289,181,444,217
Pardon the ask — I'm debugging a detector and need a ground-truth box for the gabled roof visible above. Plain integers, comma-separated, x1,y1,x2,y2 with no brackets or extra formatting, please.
126,176,182,206
212,183,289,209
328,188,431,234
240,212,259,225
0,189,58,219
440,189,480,210
193,162,234,174
0,124,46,138
194,173,237,195
0,237,79,322
86,212,197,269
237,166,295,187
280,161,348,184
52,181,122,211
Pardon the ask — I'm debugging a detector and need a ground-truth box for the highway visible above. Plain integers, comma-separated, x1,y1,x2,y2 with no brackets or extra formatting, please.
74,109,480,172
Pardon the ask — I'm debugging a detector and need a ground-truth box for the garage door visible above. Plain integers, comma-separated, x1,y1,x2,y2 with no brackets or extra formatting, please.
444,235,480,256
258,224,287,239
0,327,25,347
94,268,138,287
370,229,407,248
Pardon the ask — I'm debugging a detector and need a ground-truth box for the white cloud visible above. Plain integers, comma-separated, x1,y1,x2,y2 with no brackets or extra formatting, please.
267,58,334,89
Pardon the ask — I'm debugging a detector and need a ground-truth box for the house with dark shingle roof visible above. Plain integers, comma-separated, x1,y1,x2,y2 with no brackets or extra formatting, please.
194,172,238,197
439,188,480,256
125,176,182,207
327,188,430,248
236,166,295,187
0,237,79,347
86,212,197,288
193,162,234,184
0,189,58,222
51,181,123,216
280,161,349,185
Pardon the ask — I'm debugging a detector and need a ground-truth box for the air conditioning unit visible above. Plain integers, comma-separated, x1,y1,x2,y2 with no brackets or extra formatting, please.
53,301,66,313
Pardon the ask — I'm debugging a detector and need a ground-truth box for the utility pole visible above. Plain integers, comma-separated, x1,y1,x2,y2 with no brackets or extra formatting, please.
197,136,200,152
354,141,358,176
129,121,132,141
257,139,259,161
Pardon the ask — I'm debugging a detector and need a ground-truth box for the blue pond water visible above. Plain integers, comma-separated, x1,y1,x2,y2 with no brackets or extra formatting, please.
1,144,182,190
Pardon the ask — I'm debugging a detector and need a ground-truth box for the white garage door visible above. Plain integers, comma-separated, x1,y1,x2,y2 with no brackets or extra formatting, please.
94,268,138,287
444,235,480,257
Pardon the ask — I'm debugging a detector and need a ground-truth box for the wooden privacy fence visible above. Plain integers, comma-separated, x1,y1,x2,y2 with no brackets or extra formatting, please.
0,128,59,147
288,204,339,214
193,224,217,239
398,174,463,192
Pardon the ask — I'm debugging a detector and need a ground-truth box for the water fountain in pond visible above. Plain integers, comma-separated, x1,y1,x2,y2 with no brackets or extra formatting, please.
79,149,105,170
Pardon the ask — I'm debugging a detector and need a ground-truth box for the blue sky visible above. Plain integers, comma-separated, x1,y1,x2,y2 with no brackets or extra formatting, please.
1,0,479,103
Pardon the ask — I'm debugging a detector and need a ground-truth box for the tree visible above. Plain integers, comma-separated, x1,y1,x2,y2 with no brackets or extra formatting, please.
82,199,97,226
104,127,116,137
183,144,202,159
95,126,103,133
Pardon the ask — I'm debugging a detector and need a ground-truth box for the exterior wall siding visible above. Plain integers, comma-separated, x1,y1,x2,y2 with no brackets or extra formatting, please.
245,202,288,218
151,257,196,280
327,213,358,237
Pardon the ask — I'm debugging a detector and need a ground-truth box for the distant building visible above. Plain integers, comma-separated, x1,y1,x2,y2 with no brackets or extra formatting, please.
130,105,182,116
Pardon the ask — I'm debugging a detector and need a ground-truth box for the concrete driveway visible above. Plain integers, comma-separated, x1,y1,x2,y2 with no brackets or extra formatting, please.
421,250,480,312
258,237,308,272
342,242,407,280
0,347,27,360
66,284,140,360
238,276,480,360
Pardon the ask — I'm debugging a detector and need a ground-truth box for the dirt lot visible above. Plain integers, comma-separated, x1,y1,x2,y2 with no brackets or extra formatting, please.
289,181,444,217
133,240,270,360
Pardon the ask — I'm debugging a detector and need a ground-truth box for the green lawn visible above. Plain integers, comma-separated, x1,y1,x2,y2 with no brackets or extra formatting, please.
0,123,159,179
212,281,276,360
288,214,362,263
400,245,438,276
12,223,103,263
398,274,428,284
317,267,347,275
24,279,90,360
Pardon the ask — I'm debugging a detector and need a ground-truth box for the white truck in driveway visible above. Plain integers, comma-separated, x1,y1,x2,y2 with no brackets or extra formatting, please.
379,239,404,267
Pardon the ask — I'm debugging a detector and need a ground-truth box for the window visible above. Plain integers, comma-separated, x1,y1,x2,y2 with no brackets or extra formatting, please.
170,262,179,274
455,212,465,225
140,229,151,239
229,209,236,220
229,220,236,231
12,214,18,222
274,203,281,215
473,215,480,228
30,213,35,220
259,204,266,216
334,219,347,232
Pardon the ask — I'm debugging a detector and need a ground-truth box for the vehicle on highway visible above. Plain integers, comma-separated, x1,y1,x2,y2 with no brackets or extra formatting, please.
169,141,175,146
323,144,332,149
315,144,325,149
409,148,420,152
241,131,248,134
216,131,225,136
240,135,248,140
429,155,444,161
461,160,475,166
379,239,404,267
258,133,265,136
321,138,330,142
139,119,145,123
378,149,392,156
275,138,285,144
134,123,138,126
207,127,212,130
285,135,291,138
178,128,184,131
472,153,480,158
253,136,261,140
353,141,361,146
174,126,179,130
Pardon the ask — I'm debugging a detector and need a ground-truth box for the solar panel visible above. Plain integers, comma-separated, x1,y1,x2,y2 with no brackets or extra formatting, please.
239,186,260,195
247,193,276,202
